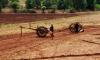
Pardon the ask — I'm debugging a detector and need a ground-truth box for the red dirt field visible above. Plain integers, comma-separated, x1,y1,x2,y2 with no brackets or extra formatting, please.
0,26,100,60
0,12,98,23
0,12,100,60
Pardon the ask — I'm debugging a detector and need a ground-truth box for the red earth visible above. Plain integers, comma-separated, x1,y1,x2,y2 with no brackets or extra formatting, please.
0,12,100,60
0,26,100,60
0,12,96,23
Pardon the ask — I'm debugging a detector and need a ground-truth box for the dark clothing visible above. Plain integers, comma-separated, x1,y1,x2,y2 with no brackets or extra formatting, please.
75,23,80,33
50,25,54,39
50,25,54,32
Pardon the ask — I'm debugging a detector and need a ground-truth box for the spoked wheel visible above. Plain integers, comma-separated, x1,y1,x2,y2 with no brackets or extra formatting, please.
69,22,84,33
36,26,49,37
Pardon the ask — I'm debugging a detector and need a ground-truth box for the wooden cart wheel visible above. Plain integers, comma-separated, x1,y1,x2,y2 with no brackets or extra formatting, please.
36,26,49,37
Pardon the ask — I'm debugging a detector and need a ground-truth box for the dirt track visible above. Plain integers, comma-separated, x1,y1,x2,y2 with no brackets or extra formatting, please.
0,12,98,23
0,26,100,60
0,12,100,60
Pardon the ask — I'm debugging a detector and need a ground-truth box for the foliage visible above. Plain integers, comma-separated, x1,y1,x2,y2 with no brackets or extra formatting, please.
0,0,8,12
35,0,41,9
73,0,87,11
0,0,9,8
41,6,46,13
45,0,51,9
0,3,2,12
41,0,46,13
86,0,96,10
95,4,100,10
0,0,99,13
57,0,66,10
10,0,19,12
50,0,58,5
26,0,35,10
96,0,100,4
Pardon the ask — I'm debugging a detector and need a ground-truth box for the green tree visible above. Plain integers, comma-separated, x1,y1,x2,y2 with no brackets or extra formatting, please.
66,0,74,9
96,0,100,4
57,0,66,10
0,0,8,8
50,0,58,10
50,0,58,5
26,0,35,9
45,0,52,9
73,0,87,11
0,2,2,12
87,0,96,10
10,0,19,12
41,0,46,13
35,0,41,9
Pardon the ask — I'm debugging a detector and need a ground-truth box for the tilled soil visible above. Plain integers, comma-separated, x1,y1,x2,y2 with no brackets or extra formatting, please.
0,12,98,24
0,12,100,60
0,27,100,60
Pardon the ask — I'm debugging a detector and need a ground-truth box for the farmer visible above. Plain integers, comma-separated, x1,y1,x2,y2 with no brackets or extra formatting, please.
75,22,80,33
50,24,54,39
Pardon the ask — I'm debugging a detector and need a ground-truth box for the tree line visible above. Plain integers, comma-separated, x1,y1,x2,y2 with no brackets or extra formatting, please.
0,0,100,13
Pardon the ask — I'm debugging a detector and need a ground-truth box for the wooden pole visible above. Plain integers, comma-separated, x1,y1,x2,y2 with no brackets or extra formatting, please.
20,26,23,37
29,22,32,28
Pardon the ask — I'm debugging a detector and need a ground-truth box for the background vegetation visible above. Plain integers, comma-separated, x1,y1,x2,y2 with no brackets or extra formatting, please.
0,0,100,13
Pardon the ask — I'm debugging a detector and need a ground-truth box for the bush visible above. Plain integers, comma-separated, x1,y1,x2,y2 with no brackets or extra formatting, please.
68,7,76,13
17,9,36,13
0,0,9,8
0,5,2,12
26,0,35,10
48,5,57,13
95,4,100,10
0,2,2,12
17,9,27,13
10,0,19,13
69,9,76,13
41,6,46,13
57,0,66,10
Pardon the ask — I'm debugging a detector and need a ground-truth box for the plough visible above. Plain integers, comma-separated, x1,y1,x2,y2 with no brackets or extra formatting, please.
20,24,54,39
20,22,84,39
